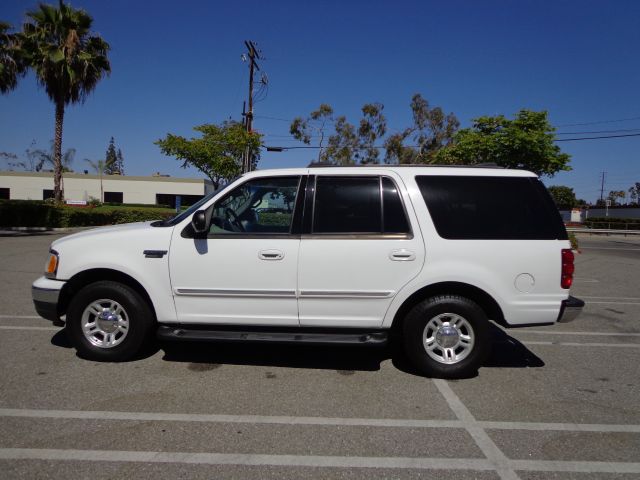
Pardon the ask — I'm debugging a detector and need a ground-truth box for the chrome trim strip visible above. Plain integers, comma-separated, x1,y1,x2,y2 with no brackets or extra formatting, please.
32,286,61,304
300,234,413,240
299,290,394,299
174,288,297,298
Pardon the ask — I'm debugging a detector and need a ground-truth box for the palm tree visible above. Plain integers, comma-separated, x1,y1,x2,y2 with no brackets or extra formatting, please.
19,1,110,201
27,140,75,172
84,158,106,202
0,22,26,93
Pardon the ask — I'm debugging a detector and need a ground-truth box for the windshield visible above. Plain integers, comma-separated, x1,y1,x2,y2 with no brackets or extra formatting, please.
153,181,236,227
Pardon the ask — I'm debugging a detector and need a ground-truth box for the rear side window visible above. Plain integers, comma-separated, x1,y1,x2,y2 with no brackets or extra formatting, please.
314,176,381,233
312,176,411,235
415,176,567,240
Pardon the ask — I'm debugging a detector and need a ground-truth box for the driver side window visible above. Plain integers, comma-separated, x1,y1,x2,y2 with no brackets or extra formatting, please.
209,177,300,235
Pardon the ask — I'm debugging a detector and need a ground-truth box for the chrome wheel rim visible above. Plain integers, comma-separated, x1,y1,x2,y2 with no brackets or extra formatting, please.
423,313,474,364
81,298,129,349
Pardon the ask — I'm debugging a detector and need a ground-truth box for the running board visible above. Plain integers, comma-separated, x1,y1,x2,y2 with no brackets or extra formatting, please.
157,325,388,346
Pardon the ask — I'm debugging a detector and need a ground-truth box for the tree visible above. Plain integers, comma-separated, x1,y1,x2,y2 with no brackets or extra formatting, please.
104,137,118,174
607,190,626,206
435,110,571,176
628,182,640,205
155,121,262,189
384,94,459,164
84,158,106,202
290,104,334,163
27,140,75,172
547,185,577,210
290,102,387,165
19,1,110,201
0,22,26,93
116,148,124,175
356,103,386,164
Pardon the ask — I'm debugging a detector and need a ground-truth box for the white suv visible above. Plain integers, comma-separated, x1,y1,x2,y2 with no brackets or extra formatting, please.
32,165,583,378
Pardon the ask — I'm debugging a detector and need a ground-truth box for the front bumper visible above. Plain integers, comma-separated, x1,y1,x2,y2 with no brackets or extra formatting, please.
557,295,585,323
32,276,65,323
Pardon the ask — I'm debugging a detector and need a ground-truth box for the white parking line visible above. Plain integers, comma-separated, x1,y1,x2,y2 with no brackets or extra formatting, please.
2,408,639,433
585,301,640,305
433,379,519,480
1,448,637,474
581,296,640,300
523,341,640,348
0,315,41,319
0,326,59,331
0,448,495,470
0,408,462,429
580,247,640,251
480,421,640,433
521,330,640,337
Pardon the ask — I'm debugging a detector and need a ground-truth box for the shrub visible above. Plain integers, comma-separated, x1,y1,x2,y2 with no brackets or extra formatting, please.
568,232,579,250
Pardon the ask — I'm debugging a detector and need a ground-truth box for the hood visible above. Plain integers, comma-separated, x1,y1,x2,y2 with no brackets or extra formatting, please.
51,221,158,249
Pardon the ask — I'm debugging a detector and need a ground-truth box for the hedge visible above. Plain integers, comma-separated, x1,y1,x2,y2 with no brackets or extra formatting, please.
0,200,175,228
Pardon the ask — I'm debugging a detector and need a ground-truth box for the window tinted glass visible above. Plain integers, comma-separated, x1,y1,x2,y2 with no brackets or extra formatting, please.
313,176,381,233
415,176,568,240
382,177,410,234
210,177,299,234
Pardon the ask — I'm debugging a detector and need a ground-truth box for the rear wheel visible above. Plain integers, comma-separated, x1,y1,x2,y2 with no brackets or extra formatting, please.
66,281,154,361
403,295,491,378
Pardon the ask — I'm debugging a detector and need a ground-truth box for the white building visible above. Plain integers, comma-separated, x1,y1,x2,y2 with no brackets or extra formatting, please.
0,171,215,207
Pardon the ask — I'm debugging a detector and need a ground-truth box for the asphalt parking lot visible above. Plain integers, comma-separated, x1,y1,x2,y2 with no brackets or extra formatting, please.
0,230,638,479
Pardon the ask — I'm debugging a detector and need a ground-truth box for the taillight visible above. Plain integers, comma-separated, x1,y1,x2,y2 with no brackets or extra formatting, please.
561,249,574,289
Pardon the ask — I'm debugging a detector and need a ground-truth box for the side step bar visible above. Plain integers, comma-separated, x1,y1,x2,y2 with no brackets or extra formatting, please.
157,325,388,346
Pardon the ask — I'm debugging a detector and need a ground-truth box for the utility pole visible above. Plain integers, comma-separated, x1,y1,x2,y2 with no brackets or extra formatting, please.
599,171,606,204
242,40,260,173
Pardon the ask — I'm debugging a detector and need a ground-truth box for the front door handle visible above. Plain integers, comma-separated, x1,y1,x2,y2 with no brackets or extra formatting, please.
259,249,284,261
389,249,415,261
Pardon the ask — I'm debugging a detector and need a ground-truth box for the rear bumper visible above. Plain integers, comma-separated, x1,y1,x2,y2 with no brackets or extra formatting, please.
557,295,585,323
32,276,65,323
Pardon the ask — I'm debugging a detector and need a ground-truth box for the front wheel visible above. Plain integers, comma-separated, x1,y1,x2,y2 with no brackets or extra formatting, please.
66,281,155,361
403,295,491,378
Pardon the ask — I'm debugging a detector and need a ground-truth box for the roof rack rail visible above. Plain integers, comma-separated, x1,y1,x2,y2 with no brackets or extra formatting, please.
307,162,503,169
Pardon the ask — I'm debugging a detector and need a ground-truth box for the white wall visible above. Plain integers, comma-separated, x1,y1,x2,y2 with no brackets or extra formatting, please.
0,172,210,204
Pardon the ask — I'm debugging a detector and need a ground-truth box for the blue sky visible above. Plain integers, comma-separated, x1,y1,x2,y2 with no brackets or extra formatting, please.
1,0,639,202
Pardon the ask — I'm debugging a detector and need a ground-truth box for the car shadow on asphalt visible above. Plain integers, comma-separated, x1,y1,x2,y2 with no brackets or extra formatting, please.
156,323,545,377
50,323,544,374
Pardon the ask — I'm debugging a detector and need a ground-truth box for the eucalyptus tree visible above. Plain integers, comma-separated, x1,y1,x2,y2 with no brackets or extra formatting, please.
20,1,110,201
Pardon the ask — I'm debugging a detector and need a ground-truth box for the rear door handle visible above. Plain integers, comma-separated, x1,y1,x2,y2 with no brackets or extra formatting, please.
389,249,415,261
259,249,284,261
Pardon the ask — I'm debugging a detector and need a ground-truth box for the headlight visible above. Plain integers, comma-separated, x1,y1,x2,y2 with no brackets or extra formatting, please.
45,250,59,279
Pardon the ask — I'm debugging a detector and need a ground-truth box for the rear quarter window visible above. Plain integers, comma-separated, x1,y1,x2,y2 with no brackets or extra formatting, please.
415,175,568,240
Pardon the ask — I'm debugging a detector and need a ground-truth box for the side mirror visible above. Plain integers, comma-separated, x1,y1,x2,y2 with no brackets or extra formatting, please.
191,210,208,234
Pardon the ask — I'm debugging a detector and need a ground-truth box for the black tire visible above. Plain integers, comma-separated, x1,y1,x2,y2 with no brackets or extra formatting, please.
402,295,491,378
66,281,155,361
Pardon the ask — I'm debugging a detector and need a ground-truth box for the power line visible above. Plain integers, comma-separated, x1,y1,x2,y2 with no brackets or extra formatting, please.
555,133,640,142
556,128,640,135
555,116,640,127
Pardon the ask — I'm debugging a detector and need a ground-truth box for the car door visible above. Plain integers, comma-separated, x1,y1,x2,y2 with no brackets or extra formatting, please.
297,172,425,327
169,175,304,325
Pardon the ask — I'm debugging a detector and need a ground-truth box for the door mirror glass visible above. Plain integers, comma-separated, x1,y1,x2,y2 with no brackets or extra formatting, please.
191,210,208,233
